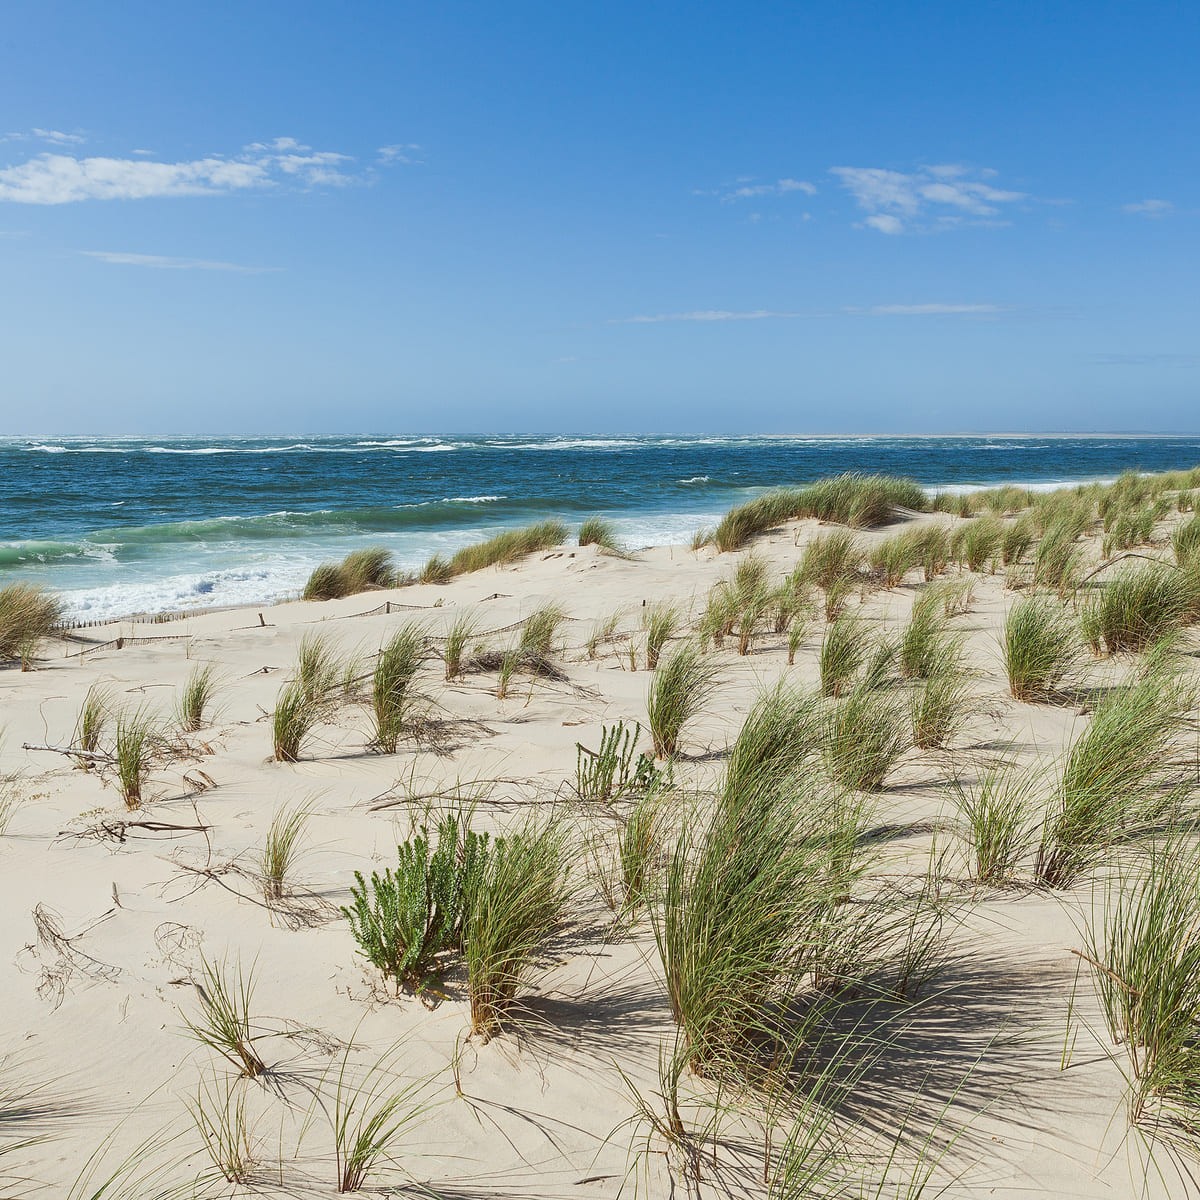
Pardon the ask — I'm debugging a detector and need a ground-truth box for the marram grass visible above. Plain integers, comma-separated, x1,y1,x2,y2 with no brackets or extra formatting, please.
646,641,720,758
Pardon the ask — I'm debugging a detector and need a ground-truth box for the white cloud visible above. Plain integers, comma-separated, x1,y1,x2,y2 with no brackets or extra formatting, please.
850,303,1003,316
0,136,391,204
1122,198,1173,218
81,250,280,274
724,177,816,201
378,143,422,165
614,309,802,324
32,128,85,145
831,164,1025,233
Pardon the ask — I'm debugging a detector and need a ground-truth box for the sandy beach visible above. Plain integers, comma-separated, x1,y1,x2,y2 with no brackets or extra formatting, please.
1,496,1198,1199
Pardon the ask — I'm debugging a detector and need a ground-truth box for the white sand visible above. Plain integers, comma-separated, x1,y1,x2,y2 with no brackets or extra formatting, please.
0,520,1192,1197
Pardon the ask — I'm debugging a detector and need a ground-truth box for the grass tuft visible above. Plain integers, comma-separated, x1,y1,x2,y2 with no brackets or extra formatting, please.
1036,670,1195,888
420,519,567,581
175,662,221,732
0,583,62,667
183,956,266,1078
113,704,161,809
578,515,620,551
369,623,427,754
646,641,720,758
1003,596,1080,702
466,816,570,1040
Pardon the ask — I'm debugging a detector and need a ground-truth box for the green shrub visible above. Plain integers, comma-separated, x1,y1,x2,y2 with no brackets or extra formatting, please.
575,721,658,804
343,816,493,993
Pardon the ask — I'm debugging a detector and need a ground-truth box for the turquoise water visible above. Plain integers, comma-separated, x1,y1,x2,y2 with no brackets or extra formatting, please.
3,434,1198,620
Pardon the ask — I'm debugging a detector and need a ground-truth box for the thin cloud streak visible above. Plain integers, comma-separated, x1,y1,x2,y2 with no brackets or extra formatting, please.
0,134,415,204
81,250,281,274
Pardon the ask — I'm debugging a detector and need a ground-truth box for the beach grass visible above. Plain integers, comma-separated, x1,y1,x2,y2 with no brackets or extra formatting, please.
643,601,681,669
175,662,221,732
0,583,62,667
369,623,426,753
1080,560,1197,655
1084,837,1200,1133
183,955,266,1078
466,815,570,1040
113,703,160,809
578,515,619,552
947,760,1042,885
819,610,870,697
442,610,477,680
647,641,720,758
1036,669,1194,888
910,651,973,750
712,474,926,552
823,684,910,791
419,519,567,582
1003,595,1080,702
272,679,319,762
260,799,313,902
303,547,395,601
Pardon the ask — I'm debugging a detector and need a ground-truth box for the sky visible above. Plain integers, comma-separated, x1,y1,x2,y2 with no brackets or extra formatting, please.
1,1,1197,435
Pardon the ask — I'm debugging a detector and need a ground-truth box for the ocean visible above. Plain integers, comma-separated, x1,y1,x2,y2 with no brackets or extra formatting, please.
3,434,1198,622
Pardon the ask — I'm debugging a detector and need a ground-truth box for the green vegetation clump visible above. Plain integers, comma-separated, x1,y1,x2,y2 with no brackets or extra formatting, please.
419,519,567,581
578,515,620,552
369,623,427,753
647,641,720,757
303,547,395,600
1080,561,1199,655
343,816,492,992
1003,596,1080,702
0,582,62,667
1085,838,1200,1131
712,474,927,552
466,817,570,1039
1036,670,1194,889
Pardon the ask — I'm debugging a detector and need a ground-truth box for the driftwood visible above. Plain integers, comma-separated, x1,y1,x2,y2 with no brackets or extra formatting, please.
22,742,112,763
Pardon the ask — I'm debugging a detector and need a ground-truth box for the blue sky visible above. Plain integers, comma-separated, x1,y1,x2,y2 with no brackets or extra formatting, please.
1,1,1197,434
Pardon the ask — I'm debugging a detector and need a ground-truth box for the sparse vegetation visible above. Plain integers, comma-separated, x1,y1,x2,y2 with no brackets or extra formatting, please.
261,800,313,902
183,956,266,1078
948,760,1041,885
